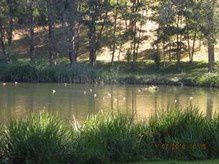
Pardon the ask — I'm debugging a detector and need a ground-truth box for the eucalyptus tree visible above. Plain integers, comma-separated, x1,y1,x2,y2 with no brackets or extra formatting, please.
110,0,120,63
200,0,219,72
46,0,57,65
152,0,204,66
0,0,10,62
85,0,111,65
22,0,39,62
6,0,16,47
63,0,82,65
184,0,203,64
129,0,147,64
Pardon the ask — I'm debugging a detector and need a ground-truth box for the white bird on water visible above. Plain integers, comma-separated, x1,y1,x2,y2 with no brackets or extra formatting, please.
94,94,97,98
107,93,111,97
179,82,184,88
2,83,6,86
52,90,56,95
14,82,18,85
90,89,93,93
83,91,87,95
64,83,67,86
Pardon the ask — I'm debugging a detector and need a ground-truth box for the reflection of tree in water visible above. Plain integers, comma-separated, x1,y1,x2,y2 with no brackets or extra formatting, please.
88,88,95,115
206,92,213,119
132,87,137,117
110,85,114,113
26,85,35,113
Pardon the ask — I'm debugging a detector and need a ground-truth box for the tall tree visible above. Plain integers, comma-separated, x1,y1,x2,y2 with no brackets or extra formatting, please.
201,0,219,72
6,0,15,47
27,0,36,62
85,0,111,65
64,0,82,65
47,0,57,65
0,0,10,62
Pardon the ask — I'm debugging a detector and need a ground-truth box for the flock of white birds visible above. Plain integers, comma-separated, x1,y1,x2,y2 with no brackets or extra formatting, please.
1,82,193,102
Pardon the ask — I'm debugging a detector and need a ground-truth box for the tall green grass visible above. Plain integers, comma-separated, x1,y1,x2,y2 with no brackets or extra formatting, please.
1,113,71,163
0,61,219,87
149,107,219,160
0,107,218,163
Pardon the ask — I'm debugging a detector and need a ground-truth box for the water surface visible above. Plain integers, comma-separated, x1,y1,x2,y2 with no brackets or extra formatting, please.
0,83,218,123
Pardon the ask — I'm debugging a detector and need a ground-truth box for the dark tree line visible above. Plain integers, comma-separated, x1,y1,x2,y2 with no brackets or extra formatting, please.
0,0,218,71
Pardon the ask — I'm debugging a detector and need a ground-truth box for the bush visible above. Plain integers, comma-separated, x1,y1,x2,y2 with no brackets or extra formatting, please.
70,114,149,163
149,107,219,160
1,113,71,163
0,107,218,163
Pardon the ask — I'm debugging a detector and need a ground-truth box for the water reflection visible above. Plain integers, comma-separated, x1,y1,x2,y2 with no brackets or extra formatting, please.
0,83,218,123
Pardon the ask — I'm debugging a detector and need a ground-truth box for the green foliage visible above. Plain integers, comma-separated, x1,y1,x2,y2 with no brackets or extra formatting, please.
0,107,219,163
0,61,219,87
1,113,71,163
149,107,219,160
70,113,147,163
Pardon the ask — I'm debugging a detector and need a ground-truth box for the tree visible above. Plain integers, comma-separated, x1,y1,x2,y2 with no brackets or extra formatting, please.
27,0,36,62
0,0,10,62
201,0,219,72
47,0,58,65
63,0,82,65
85,0,111,65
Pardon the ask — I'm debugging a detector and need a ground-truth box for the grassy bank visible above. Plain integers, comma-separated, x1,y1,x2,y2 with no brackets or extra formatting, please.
0,61,219,88
0,107,218,163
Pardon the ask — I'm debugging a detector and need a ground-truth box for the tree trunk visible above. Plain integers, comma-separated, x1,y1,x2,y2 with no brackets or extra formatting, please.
208,41,215,72
47,0,57,65
88,15,97,66
0,21,9,62
176,14,181,65
7,0,13,46
29,2,35,63
68,22,77,65
111,3,118,64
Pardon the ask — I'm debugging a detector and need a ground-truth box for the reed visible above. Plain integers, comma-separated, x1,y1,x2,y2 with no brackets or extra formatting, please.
0,107,218,163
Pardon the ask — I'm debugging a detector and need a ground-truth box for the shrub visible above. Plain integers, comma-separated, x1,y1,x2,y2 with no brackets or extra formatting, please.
69,113,149,163
149,107,218,160
1,113,71,164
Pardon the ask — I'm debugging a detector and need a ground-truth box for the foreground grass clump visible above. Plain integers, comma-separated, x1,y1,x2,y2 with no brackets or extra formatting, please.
149,108,219,160
0,107,218,163
0,114,71,163
69,114,151,163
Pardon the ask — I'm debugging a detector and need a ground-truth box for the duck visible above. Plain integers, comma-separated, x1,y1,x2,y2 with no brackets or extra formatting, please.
148,85,159,92
52,90,56,95
138,89,142,93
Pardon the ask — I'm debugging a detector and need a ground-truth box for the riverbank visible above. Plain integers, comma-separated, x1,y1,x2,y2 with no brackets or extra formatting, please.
0,61,219,88
0,107,218,163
